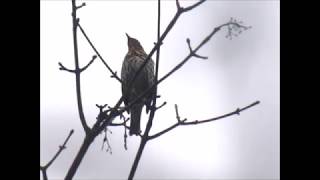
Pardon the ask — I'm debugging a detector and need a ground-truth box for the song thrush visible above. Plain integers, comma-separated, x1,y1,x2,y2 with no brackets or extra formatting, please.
121,33,155,136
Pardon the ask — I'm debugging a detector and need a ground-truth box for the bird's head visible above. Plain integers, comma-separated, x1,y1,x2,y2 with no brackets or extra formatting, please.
126,33,144,52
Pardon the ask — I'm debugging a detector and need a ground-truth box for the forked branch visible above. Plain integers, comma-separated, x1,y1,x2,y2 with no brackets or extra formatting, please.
40,130,74,180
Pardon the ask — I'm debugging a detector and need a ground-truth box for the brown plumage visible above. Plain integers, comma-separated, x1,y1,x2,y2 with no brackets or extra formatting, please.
121,33,155,136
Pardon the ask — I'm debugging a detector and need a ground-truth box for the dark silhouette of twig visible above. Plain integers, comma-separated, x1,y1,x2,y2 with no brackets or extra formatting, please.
76,2,86,10
157,21,251,85
58,62,76,73
70,0,90,135
79,55,97,72
155,101,167,110
148,101,260,140
64,1,93,179
186,38,208,59
40,129,74,180
101,127,113,154
78,23,122,83
59,55,97,73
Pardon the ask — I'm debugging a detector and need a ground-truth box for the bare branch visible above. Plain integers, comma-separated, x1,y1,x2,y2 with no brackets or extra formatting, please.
101,128,112,154
123,117,128,150
58,62,76,73
45,130,74,168
40,129,74,180
110,71,119,79
76,2,86,10
183,101,260,125
69,0,91,134
58,55,97,73
225,18,252,40
186,38,208,60
175,0,181,10
58,0,256,180
174,104,187,122
40,166,48,180
79,55,97,72
155,101,167,110
182,0,206,12
148,101,260,140
96,103,108,112
77,23,122,83
95,18,252,141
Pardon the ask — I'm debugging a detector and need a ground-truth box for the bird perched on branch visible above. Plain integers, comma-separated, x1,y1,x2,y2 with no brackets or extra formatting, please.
121,33,155,136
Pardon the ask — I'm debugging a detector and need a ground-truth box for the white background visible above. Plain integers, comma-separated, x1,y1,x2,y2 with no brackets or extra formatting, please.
41,0,279,179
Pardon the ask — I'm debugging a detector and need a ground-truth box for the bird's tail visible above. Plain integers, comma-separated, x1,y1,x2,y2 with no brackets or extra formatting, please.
130,105,143,136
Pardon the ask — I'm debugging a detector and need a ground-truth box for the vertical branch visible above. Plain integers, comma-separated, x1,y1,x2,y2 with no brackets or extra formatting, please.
128,1,161,180
155,0,161,83
64,1,95,179
71,0,90,134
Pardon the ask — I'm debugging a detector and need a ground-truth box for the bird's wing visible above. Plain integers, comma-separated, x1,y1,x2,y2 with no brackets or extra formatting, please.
121,55,155,108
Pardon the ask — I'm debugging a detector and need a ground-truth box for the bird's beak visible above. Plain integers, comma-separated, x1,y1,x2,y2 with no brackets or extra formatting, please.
125,33,130,39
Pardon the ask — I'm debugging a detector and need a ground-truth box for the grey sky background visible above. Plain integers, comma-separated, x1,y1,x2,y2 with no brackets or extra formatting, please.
41,0,279,179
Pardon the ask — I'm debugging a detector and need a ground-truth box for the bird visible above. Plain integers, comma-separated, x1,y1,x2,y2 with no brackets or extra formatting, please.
121,33,155,136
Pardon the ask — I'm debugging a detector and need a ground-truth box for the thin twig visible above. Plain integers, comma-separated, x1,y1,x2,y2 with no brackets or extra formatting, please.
182,0,206,12
58,62,76,73
79,55,97,72
78,23,122,83
186,38,208,59
59,55,97,73
155,101,167,110
40,130,74,180
64,1,93,179
148,101,260,140
76,2,86,10
69,0,91,134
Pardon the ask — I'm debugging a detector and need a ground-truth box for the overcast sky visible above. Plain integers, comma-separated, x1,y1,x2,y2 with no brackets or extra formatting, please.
41,0,279,179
